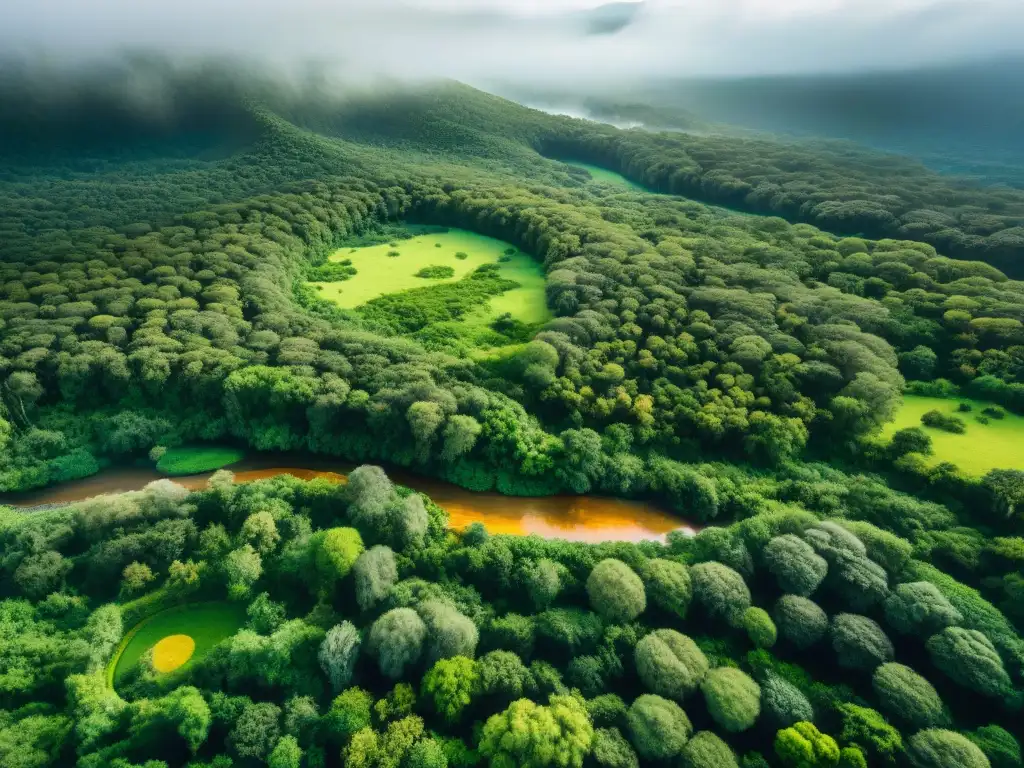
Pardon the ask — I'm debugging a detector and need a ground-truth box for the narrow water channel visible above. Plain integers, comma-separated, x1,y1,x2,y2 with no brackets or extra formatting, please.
1,455,699,543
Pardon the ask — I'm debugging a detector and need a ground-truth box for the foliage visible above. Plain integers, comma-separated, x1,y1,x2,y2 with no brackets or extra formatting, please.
926,627,1013,697
830,614,894,671
763,535,828,596
884,582,963,636
640,559,691,618
742,607,777,649
691,562,751,625
626,694,692,761
367,608,428,680
761,673,814,728
422,656,477,723
871,663,948,729
586,559,646,623
634,629,709,701
906,729,991,768
774,596,829,649
701,667,761,733
775,722,841,768
680,730,740,768
478,694,594,768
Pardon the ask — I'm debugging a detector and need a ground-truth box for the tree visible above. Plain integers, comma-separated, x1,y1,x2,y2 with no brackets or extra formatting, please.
984,469,1024,519
283,696,319,741
889,427,933,457
354,545,398,612
906,729,990,768
586,559,646,623
325,688,373,743
346,465,395,525
241,510,280,555
224,544,262,600
521,559,562,612
246,592,286,634
898,346,938,380
479,694,594,768
883,582,962,635
763,535,828,596
367,608,427,679
826,551,889,612
872,663,948,729
836,704,902,764
406,738,449,768
422,656,477,723
591,727,639,768
761,673,813,728
641,559,692,618
963,725,1021,768
775,722,840,768
926,627,1012,697
742,607,777,649
680,731,739,768
229,702,281,760
830,614,893,670
319,621,361,692
14,551,72,599
418,600,478,664
475,650,533,702
268,735,302,768
634,629,709,701
774,596,828,649
701,667,761,733
625,694,692,762
84,604,124,670
441,415,482,462
691,562,751,624
120,561,155,598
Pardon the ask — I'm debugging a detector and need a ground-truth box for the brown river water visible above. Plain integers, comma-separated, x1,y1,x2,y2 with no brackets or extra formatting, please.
0,455,699,543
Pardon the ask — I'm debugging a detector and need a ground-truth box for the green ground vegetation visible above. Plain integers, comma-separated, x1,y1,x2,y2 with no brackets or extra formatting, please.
155,445,246,476
566,161,648,191
112,602,246,687
882,396,1024,476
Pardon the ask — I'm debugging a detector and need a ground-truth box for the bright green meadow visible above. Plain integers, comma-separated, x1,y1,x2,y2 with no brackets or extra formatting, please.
567,161,649,191
310,229,550,326
156,445,245,475
112,603,246,687
882,395,1024,476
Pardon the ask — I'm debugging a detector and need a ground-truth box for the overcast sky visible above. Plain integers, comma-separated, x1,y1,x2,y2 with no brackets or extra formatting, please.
2,0,1023,82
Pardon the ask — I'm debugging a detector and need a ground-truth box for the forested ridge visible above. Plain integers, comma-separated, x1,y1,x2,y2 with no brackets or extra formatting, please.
1,68,1024,768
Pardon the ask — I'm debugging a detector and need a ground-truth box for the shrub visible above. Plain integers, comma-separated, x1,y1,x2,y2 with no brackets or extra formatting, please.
406,738,447,768
774,595,828,649
982,406,1006,419
587,694,627,728
964,725,1022,768
680,731,739,768
520,558,562,612
835,521,913,577
567,655,606,698
454,251,468,260
536,608,603,657
325,688,373,742
587,559,646,623
626,694,692,761
485,613,535,659
691,562,751,624
884,582,963,635
312,527,365,592
642,559,692,618
926,627,1012,697
701,667,761,733
592,727,639,768
763,535,828,596
804,521,866,561
889,427,933,456
921,410,967,433
366,608,427,680
871,663,948,729
830,614,893,671
907,729,990,768
742,607,778,649
415,265,455,279
836,704,902,764
319,622,361,692
826,551,889,612
634,629,709,701
775,722,840,768
761,673,814,727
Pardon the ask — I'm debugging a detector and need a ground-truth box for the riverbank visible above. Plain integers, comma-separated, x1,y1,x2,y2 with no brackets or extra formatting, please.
0,454,699,543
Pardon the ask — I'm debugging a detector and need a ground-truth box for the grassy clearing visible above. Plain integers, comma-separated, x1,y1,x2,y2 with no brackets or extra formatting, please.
156,445,245,475
310,228,550,327
112,602,245,686
882,395,1024,476
567,161,648,191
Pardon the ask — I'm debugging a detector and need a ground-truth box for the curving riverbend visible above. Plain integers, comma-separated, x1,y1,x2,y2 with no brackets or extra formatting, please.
0,455,699,543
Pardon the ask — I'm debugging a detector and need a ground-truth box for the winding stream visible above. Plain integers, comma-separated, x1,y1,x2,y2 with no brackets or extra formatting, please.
0,455,699,543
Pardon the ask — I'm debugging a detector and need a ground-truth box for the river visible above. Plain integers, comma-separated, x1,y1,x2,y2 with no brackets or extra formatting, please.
0,455,699,544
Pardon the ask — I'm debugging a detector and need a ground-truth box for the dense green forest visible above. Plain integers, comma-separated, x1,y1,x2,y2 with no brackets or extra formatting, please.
1,67,1024,767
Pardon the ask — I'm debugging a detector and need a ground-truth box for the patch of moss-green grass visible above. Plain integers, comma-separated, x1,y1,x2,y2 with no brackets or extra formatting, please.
156,445,244,475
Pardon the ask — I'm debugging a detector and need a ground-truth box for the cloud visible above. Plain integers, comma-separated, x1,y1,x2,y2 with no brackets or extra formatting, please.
1,0,1022,84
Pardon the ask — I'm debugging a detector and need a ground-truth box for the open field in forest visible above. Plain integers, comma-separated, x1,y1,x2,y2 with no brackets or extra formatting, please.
156,445,245,475
567,161,649,191
112,603,245,686
310,228,550,326
882,395,1024,476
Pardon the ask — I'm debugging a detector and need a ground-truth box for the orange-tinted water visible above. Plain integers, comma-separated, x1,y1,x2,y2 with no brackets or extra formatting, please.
1,457,697,543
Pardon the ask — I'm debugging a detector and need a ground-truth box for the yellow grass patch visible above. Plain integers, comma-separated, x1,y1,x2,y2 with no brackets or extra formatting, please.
151,634,196,673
